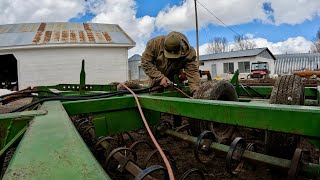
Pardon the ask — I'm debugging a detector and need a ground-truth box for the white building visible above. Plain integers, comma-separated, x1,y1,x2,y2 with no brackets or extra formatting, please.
128,54,147,81
0,22,135,89
200,48,276,79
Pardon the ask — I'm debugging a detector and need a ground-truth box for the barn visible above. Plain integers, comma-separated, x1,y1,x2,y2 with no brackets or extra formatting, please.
0,22,135,90
199,48,276,79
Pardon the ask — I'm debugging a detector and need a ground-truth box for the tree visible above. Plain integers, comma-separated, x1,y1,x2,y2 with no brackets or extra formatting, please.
206,37,228,54
233,34,256,51
311,28,320,53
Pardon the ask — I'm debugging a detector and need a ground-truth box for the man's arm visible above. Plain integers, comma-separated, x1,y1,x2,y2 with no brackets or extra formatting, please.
141,40,165,83
184,52,200,93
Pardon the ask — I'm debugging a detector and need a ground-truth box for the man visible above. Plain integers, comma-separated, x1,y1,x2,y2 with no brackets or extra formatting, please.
141,31,200,94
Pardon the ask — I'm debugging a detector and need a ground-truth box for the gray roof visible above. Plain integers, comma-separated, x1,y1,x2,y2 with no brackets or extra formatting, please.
0,22,135,48
128,54,141,61
200,48,275,61
275,53,320,74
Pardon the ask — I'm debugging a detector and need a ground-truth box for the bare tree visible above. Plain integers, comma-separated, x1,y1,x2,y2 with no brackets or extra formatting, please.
206,37,228,54
311,28,320,53
233,35,256,51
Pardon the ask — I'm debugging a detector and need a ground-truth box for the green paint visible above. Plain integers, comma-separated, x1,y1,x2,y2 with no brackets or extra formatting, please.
0,110,47,120
138,95,320,138
3,101,110,179
63,96,136,115
0,126,26,158
80,60,86,95
93,109,160,137
166,129,320,176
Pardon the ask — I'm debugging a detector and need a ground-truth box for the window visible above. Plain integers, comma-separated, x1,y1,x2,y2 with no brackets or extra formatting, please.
223,63,234,73
238,61,250,73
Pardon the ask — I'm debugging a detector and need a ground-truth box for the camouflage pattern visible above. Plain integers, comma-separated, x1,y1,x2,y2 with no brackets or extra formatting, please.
141,32,200,93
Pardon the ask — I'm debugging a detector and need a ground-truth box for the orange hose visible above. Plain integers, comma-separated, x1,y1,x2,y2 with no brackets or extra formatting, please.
118,83,175,180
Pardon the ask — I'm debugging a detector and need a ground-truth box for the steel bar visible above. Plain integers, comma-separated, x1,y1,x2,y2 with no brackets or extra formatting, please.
0,110,47,121
98,138,154,179
63,96,136,115
165,129,320,176
2,101,110,179
0,126,27,157
138,95,320,138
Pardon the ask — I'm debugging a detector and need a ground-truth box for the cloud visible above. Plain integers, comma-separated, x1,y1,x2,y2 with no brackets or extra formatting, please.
267,0,320,25
199,36,313,55
0,0,85,24
91,0,155,57
252,36,313,54
155,0,269,31
155,0,320,31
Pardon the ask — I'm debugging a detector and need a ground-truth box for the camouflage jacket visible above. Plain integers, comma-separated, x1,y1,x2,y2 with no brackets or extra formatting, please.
141,32,200,93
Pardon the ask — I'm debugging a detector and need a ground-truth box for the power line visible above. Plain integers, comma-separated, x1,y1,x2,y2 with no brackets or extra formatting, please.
195,0,241,37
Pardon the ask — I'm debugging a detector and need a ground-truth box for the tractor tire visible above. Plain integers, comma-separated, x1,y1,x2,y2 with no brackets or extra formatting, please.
117,81,143,91
266,75,304,159
188,80,238,141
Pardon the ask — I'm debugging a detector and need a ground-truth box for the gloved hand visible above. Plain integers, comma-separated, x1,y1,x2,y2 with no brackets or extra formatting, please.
160,76,171,88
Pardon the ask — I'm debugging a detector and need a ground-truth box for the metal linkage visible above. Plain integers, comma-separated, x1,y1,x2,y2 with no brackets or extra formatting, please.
164,128,320,179
72,116,168,179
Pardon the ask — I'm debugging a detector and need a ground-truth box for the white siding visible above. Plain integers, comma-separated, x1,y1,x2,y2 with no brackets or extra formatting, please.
0,47,128,89
200,56,275,79
200,57,255,79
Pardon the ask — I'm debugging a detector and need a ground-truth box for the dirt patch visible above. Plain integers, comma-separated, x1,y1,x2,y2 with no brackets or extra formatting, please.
0,98,32,114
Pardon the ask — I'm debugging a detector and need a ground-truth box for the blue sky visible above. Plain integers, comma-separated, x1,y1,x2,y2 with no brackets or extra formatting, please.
1,0,320,56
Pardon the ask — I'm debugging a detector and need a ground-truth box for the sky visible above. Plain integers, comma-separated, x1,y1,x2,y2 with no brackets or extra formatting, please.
0,0,320,57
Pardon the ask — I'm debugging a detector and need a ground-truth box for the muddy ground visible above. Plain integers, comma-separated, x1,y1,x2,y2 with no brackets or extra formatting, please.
1,100,319,179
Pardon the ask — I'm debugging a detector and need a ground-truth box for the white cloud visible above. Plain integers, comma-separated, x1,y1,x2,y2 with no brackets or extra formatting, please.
91,0,155,57
267,0,320,25
0,0,85,24
155,0,320,31
199,36,313,55
252,36,313,54
155,0,268,31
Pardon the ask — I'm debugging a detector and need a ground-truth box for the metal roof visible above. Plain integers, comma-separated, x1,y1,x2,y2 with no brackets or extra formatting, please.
0,22,135,48
128,54,141,61
275,53,320,75
200,48,275,61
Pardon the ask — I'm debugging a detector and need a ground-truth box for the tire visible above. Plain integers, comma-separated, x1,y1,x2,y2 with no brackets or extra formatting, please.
188,80,238,141
117,81,142,91
266,75,304,159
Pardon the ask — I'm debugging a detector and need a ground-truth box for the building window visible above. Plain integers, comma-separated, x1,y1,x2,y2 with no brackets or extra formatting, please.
223,63,234,73
238,61,250,73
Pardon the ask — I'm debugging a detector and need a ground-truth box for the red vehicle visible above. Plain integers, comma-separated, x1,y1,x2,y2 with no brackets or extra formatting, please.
248,62,270,78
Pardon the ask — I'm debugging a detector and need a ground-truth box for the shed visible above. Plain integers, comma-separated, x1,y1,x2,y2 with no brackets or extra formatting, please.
275,53,320,75
0,22,135,89
128,54,147,81
200,48,276,79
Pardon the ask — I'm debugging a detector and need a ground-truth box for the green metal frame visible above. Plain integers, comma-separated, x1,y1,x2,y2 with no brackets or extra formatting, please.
1,65,320,179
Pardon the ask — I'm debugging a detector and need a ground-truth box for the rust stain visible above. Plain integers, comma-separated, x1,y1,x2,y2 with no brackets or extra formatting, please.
61,31,69,42
37,23,46,32
53,31,60,42
103,32,112,42
33,31,43,44
78,31,86,43
83,23,92,31
95,32,105,42
70,30,77,43
86,30,95,43
43,31,52,44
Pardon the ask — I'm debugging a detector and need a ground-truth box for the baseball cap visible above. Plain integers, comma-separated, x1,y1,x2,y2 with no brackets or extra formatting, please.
164,32,181,58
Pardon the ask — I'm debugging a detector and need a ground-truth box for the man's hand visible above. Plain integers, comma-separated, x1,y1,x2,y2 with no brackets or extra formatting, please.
160,77,171,87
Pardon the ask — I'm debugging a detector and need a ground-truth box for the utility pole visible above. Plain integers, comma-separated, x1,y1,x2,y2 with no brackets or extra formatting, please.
194,0,200,64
